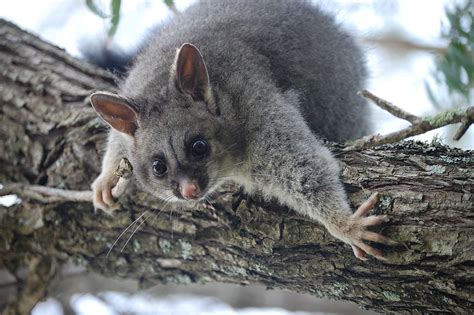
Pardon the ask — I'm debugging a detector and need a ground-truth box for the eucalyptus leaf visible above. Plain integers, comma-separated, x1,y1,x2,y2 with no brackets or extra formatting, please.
108,0,122,38
85,0,109,18
164,0,175,8
426,1,473,106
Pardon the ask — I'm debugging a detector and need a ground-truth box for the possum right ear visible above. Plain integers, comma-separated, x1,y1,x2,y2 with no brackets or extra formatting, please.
90,92,139,136
175,43,215,109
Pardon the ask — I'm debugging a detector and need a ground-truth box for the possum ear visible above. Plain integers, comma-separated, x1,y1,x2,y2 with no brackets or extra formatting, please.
175,43,215,108
90,92,139,136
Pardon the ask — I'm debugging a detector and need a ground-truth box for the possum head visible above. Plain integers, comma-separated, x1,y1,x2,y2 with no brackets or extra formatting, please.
90,44,240,204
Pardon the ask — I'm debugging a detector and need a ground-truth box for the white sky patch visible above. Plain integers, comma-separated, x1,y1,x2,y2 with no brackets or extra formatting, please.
71,294,118,315
32,298,64,315
70,292,311,315
0,194,21,207
397,0,447,41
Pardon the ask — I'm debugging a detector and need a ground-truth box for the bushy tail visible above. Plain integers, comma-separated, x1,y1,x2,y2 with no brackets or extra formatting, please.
81,43,136,77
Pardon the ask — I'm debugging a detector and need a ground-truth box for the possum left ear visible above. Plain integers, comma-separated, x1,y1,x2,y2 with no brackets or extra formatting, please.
90,92,139,136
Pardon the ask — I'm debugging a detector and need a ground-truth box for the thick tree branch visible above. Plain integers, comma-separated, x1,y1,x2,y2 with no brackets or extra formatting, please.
0,19,473,314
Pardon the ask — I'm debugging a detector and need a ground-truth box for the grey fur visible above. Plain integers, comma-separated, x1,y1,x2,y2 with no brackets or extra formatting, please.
92,0,391,258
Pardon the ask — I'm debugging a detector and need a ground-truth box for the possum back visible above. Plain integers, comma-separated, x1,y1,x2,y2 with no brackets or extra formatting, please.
122,0,370,141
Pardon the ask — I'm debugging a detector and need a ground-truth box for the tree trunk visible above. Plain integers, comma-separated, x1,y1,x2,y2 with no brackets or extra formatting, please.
0,20,473,314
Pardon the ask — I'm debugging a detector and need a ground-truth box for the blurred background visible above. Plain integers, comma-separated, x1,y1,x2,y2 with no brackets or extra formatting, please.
0,0,472,314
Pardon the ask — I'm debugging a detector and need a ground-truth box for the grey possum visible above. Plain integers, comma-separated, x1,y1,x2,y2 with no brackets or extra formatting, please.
90,0,394,260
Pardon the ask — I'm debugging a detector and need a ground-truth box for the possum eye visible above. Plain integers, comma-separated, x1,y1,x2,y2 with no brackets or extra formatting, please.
152,160,168,177
191,139,208,157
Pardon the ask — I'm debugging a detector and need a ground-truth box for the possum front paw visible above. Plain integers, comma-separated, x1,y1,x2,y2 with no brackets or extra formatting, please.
91,174,120,214
329,193,396,261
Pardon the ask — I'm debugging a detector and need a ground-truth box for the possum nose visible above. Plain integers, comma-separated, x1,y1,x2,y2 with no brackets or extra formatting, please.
179,179,201,200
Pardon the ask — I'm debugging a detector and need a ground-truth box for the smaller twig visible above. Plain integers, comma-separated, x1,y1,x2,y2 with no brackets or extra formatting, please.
0,158,133,204
344,91,474,151
453,107,474,140
358,90,419,123
0,184,92,203
112,157,133,198
362,35,448,55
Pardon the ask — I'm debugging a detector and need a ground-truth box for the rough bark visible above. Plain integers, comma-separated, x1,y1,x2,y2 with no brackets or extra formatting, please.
0,20,473,314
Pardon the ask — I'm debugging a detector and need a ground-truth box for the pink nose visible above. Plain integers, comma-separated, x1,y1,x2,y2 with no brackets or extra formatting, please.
180,179,201,200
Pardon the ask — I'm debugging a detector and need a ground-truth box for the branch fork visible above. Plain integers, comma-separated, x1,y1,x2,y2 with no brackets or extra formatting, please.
344,90,473,151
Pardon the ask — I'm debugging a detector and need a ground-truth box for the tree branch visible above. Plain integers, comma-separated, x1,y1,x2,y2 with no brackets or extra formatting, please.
358,90,420,123
344,90,473,151
0,158,132,204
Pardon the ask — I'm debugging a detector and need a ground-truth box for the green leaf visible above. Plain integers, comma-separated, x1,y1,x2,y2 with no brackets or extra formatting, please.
164,0,175,8
425,81,441,109
85,0,109,18
449,43,472,76
429,1,473,107
108,0,122,38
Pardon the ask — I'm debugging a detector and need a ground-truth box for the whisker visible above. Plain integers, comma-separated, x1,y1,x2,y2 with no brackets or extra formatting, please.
216,143,238,157
155,209,169,226
213,161,247,174
112,193,175,256
206,143,238,167
251,173,287,180
106,211,147,257
204,195,216,208
208,175,237,180
120,210,155,253
170,208,174,240
147,179,170,189
149,195,174,226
